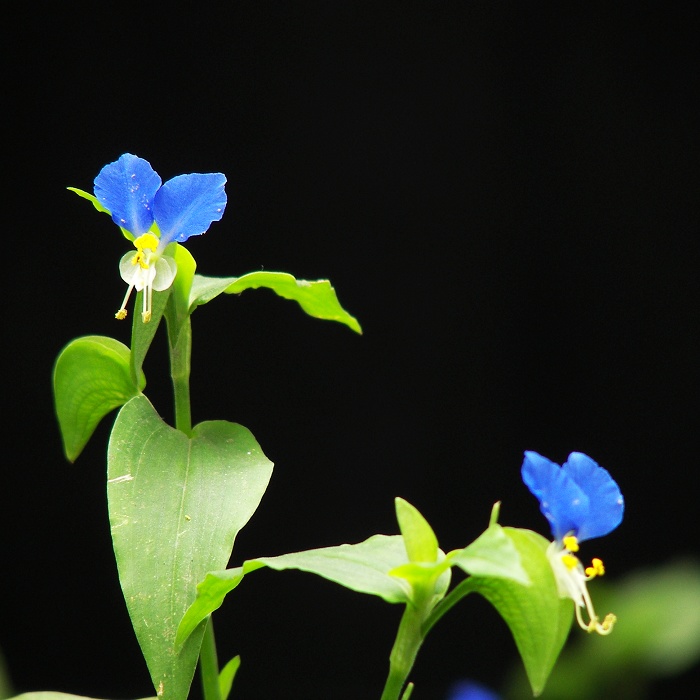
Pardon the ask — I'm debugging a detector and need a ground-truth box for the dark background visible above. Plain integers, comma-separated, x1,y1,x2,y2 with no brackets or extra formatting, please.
4,2,699,698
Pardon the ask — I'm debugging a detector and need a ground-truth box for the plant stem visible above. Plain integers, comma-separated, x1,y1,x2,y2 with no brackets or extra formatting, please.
199,617,222,700
380,605,425,700
167,310,221,699
170,316,193,435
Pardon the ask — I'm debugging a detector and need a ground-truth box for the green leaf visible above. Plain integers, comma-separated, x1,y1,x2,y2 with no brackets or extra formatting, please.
67,187,110,214
394,497,438,563
67,187,134,241
467,528,572,697
450,521,529,585
189,271,362,334
164,244,197,344
129,288,172,383
107,396,273,700
520,559,700,699
219,655,241,700
177,535,414,646
53,336,144,462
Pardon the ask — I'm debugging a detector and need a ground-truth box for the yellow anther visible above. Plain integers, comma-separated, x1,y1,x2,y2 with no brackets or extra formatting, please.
134,233,159,251
585,558,605,578
563,535,579,552
115,309,128,320
132,250,148,268
601,613,617,632
562,554,579,570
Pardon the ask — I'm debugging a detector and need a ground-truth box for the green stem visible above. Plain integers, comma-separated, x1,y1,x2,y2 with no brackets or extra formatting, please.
199,617,222,700
380,605,426,700
170,316,193,435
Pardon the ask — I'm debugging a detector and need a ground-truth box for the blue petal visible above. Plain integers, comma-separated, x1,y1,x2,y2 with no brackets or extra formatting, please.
93,154,161,236
521,451,624,542
446,681,500,700
153,172,227,246
562,452,624,541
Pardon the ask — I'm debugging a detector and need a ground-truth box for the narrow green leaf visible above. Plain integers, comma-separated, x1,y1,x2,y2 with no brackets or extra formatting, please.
177,535,413,645
129,288,171,383
108,396,273,700
67,187,133,241
163,244,197,347
67,187,110,214
188,271,362,334
219,655,241,700
466,528,573,696
395,498,438,563
53,336,144,462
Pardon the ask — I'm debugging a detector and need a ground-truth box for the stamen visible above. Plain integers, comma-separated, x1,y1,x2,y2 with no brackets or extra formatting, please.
563,535,579,552
116,283,135,320
562,554,579,570
585,558,605,578
574,577,616,636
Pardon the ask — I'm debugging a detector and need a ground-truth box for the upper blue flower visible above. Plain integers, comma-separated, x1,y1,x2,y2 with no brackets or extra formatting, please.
93,153,227,246
521,451,624,543
86,154,227,322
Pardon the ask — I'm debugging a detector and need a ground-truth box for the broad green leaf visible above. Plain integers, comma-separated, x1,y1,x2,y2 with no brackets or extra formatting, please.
395,497,438,563
519,559,700,699
108,396,273,700
188,271,362,334
219,655,241,700
177,535,414,645
467,528,572,697
53,336,144,462
450,522,529,585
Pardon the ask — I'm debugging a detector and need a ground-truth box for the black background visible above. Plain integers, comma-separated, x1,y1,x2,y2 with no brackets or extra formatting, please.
4,2,700,699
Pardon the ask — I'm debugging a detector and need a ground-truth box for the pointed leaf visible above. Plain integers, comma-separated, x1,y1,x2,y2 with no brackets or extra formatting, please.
395,497,438,563
189,271,362,333
108,396,273,700
129,287,172,383
466,528,573,696
53,336,144,462
219,655,241,700
450,522,529,585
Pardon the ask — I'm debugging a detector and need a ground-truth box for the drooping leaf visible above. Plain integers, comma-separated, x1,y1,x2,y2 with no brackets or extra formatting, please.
108,396,273,700
53,336,144,462
465,528,572,696
516,559,700,699
188,271,362,334
177,535,414,645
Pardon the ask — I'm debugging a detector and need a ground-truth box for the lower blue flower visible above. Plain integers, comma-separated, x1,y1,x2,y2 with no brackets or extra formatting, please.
521,451,624,635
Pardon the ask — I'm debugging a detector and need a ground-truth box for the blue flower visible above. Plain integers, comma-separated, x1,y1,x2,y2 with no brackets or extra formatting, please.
445,680,500,700
92,153,227,322
521,451,624,635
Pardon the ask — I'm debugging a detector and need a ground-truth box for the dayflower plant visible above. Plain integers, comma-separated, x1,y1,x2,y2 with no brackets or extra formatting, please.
521,450,625,635
71,153,226,322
